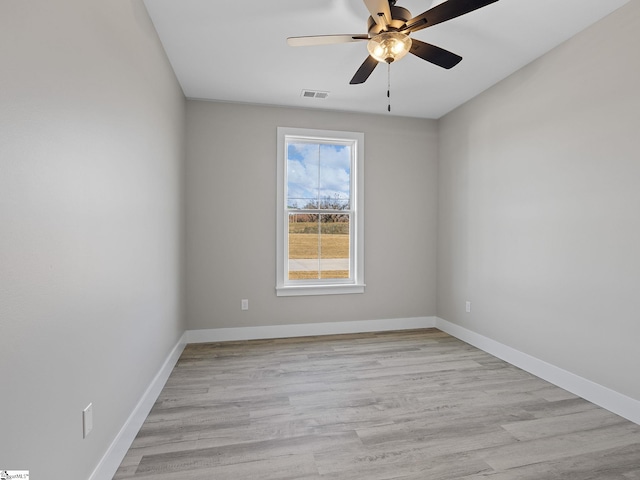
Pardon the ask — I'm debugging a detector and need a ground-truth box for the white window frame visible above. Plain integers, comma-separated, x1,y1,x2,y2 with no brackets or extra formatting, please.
276,127,365,297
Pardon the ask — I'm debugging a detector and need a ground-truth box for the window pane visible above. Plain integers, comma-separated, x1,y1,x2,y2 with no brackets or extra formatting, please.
286,141,351,210
288,213,319,280
287,213,350,280
319,214,350,279
286,142,319,209
318,144,351,210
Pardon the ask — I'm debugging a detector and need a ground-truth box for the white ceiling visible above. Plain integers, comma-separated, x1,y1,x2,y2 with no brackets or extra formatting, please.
143,0,629,119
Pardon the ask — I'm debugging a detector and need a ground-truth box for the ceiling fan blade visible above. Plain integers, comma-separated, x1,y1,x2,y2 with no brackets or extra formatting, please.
405,0,499,33
363,0,392,29
409,38,462,69
350,56,379,84
287,34,369,47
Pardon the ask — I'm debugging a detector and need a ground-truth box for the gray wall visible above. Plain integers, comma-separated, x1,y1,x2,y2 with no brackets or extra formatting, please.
437,1,640,401
185,101,438,329
0,1,186,478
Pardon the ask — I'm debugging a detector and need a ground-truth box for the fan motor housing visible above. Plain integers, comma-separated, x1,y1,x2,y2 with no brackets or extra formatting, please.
367,6,412,35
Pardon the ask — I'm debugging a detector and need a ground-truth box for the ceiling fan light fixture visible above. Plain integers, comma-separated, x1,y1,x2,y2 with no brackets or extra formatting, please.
367,32,412,63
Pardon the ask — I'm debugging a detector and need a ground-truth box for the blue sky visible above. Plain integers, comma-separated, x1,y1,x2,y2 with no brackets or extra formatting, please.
287,142,351,209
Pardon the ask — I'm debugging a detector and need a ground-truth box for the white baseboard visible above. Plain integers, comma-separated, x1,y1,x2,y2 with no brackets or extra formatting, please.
186,316,436,343
89,332,188,480
435,317,640,426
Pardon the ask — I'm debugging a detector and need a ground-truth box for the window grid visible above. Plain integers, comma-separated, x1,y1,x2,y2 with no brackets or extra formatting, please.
277,127,364,296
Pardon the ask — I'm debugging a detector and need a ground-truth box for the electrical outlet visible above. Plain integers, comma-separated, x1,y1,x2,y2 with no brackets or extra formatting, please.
241,299,249,311
83,403,93,438
465,301,471,313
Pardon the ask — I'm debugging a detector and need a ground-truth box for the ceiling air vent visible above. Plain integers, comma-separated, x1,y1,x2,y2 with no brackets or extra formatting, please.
301,89,329,99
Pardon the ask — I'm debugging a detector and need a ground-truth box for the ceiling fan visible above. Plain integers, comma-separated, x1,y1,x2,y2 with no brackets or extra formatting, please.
287,0,499,85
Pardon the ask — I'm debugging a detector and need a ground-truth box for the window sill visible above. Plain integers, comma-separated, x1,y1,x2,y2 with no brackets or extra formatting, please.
276,283,366,297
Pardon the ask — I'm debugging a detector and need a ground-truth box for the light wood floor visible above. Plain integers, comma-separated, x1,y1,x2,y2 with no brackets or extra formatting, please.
114,329,640,479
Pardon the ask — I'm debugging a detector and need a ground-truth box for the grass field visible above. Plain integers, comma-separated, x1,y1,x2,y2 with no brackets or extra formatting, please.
290,270,349,279
288,220,349,235
288,222,349,259
288,233,349,259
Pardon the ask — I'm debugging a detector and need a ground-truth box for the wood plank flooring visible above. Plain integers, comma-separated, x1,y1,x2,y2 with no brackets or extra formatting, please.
113,329,640,479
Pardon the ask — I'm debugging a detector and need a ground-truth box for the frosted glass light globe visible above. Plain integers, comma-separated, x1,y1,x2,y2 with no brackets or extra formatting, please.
367,32,412,63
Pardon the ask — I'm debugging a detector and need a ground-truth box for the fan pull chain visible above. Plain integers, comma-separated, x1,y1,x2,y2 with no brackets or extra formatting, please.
387,62,391,113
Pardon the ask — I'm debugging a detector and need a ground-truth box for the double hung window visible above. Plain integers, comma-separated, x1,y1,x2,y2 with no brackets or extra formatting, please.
276,127,364,296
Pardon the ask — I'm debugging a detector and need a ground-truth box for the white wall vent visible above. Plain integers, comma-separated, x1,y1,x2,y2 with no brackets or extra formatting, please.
301,90,329,99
